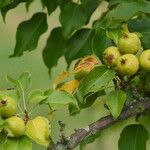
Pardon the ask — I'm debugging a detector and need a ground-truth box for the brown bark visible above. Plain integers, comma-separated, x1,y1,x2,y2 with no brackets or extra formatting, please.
48,97,150,150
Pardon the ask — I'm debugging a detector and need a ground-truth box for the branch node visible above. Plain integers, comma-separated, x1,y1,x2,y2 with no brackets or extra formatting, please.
58,121,68,144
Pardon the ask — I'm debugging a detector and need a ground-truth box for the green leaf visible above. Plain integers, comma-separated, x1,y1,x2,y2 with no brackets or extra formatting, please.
106,28,122,45
80,131,101,150
6,72,32,92
0,90,20,102
41,0,58,15
92,29,113,60
81,0,102,23
139,112,150,133
78,90,105,109
0,136,32,150
106,90,126,119
6,72,32,101
125,88,134,104
77,66,115,97
1,0,26,20
118,124,149,150
43,90,80,115
0,119,6,132
76,66,115,105
6,75,22,92
25,0,34,11
0,132,7,146
28,90,48,103
65,28,93,65
57,0,71,7
96,1,150,29
18,72,32,91
128,18,150,49
107,0,144,8
59,2,87,37
0,119,5,127
137,72,150,97
43,27,66,69
10,12,48,57
0,0,14,8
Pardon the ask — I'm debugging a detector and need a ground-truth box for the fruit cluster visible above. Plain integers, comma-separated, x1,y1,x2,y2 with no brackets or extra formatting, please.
56,31,149,98
0,96,50,146
103,32,150,75
0,96,25,137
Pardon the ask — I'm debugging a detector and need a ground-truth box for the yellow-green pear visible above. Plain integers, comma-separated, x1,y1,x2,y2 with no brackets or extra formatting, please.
25,116,51,146
117,54,139,75
0,96,17,118
103,46,121,66
118,33,141,54
5,116,25,137
139,50,150,71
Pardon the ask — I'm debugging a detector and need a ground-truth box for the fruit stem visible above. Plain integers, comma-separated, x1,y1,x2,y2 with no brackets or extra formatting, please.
23,110,30,124
28,104,39,115
16,112,24,116
22,89,27,111
122,23,130,35
17,104,24,114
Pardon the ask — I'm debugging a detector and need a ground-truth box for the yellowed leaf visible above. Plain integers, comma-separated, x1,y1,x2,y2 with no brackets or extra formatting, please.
73,56,101,80
53,71,70,86
59,80,79,94
74,55,100,73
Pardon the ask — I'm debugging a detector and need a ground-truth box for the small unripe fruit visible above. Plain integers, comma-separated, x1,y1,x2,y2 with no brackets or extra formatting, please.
25,116,51,146
103,46,121,66
0,96,17,118
118,33,141,54
74,56,100,80
139,50,150,71
117,54,139,75
5,116,25,137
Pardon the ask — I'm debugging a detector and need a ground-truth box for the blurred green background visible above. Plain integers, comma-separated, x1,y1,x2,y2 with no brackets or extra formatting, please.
0,1,150,150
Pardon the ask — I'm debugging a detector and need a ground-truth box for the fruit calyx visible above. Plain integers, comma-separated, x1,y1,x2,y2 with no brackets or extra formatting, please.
23,110,30,124
123,33,129,38
105,54,114,65
120,58,126,65
103,46,121,66
0,100,6,105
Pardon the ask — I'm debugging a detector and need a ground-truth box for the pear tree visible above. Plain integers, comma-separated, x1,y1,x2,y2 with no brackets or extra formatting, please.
0,0,150,150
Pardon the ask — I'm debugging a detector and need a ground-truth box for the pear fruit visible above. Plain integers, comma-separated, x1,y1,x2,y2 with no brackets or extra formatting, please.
25,116,51,146
139,50,150,71
117,54,139,75
118,33,141,54
103,46,121,66
5,116,25,137
0,96,17,118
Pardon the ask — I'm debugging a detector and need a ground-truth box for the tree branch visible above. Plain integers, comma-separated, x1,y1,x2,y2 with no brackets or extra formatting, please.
48,97,150,150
